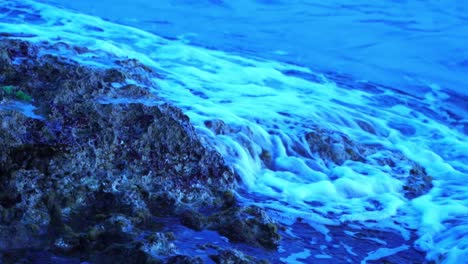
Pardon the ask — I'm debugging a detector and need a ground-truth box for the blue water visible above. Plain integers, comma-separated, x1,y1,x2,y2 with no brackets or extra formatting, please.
38,0,468,99
1,0,468,263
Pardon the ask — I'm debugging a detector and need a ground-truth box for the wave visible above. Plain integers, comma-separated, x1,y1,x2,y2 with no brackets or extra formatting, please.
1,0,467,263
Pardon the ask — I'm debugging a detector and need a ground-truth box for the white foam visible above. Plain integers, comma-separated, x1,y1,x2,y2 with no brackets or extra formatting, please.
314,254,332,259
341,242,358,257
0,101,44,119
280,249,311,264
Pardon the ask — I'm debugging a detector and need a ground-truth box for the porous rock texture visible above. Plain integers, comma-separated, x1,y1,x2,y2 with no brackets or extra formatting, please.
0,40,279,263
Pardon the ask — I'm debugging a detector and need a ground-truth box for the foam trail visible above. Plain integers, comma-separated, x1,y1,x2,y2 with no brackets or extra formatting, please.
361,245,410,264
1,1,467,262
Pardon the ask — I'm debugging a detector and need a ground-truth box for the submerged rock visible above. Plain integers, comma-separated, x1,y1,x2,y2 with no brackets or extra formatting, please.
305,128,366,165
208,206,281,250
305,127,433,199
404,164,433,199
179,205,281,250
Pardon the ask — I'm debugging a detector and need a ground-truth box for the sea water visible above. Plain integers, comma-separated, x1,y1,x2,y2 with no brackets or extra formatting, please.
0,0,467,263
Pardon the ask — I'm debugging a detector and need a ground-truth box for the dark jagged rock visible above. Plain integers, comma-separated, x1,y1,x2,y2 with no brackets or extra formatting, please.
205,119,228,135
180,209,207,231
208,206,280,250
305,128,366,165
404,164,433,199
166,255,203,264
0,39,246,262
178,205,281,250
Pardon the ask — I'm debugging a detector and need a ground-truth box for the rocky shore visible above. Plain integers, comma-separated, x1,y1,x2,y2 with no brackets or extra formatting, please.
0,39,433,263
0,39,279,263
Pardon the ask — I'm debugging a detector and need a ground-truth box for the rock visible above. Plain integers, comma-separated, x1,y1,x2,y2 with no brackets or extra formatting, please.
305,127,366,165
210,206,280,250
166,255,203,264
205,119,228,135
403,164,433,199
178,204,281,250
142,232,177,256
222,190,237,209
178,203,280,250
305,127,433,198
259,149,272,167
0,39,235,262
147,193,178,217
180,210,206,231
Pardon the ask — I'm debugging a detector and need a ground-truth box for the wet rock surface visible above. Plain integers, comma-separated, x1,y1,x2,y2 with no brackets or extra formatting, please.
305,128,367,165
180,205,281,250
0,40,279,263
305,127,433,199
0,39,433,264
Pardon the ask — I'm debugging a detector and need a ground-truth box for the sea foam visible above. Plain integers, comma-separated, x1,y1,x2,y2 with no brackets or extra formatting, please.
1,1,467,262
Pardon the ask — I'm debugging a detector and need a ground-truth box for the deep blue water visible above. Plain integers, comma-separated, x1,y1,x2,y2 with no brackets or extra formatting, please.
39,0,468,99
1,0,468,263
